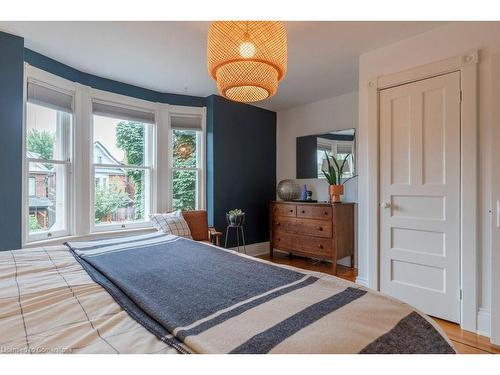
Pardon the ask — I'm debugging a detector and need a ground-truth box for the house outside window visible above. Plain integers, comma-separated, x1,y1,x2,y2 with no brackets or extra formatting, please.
28,177,36,197
25,80,73,241
92,101,154,230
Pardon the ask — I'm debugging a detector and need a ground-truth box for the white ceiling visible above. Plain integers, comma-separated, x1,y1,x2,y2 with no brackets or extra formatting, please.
0,21,446,111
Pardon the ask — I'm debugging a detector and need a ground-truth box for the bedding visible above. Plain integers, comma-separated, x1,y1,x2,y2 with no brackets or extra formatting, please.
150,210,192,238
0,232,456,354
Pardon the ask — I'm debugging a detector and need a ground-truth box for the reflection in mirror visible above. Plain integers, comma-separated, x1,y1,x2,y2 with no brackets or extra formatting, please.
296,129,355,179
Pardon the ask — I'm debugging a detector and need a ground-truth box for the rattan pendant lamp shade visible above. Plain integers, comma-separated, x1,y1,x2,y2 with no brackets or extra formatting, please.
207,21,287,103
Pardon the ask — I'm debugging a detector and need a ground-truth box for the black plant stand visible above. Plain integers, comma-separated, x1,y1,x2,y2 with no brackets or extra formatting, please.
224,225,246,254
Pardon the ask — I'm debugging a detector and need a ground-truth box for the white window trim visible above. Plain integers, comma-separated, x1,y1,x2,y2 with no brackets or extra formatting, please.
89,90,158,233
23,65,76,244
166,105,207,212
22,64,207,246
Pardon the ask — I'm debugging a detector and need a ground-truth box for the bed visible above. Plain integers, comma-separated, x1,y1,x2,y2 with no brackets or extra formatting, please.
0,232,455,354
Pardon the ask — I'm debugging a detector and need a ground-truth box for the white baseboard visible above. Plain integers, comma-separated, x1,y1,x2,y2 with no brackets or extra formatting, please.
477,308,491,337
230,241,269,257
355,276,368,287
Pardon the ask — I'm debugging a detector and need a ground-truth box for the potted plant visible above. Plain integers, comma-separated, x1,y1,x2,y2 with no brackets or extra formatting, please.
322,151,356,203
226,208,246,227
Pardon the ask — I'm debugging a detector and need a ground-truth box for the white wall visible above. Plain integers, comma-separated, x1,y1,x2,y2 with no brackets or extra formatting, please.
490,54,500,344
277,91,358,203
358,22,500,337
276,91,358,266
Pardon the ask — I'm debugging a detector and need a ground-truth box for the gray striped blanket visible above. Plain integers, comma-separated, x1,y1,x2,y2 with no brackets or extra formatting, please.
65,232,456,354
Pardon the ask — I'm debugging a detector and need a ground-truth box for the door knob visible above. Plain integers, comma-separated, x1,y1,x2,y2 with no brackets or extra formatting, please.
381,202,391,209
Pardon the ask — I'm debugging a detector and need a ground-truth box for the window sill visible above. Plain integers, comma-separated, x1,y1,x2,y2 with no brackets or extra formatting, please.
23,227,157,249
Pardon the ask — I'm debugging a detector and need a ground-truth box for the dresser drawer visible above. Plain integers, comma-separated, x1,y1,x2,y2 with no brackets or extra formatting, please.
273,217,332,238
273,231,332,258
272,203,296,217
297,205,332,220
296,218,332,238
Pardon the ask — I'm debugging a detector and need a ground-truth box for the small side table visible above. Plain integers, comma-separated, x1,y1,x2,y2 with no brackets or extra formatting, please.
224,225,246,254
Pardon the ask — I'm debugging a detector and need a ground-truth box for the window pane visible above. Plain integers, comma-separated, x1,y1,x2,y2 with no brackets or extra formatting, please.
93,115,149,166
28,162,67,234
28,177,36,196
26,102,72,161
94,167,149,225
172,129,197,168
172,169,197,211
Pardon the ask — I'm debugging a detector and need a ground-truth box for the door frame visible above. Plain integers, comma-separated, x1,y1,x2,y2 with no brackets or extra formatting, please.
491,54,500,345
366,50,479,332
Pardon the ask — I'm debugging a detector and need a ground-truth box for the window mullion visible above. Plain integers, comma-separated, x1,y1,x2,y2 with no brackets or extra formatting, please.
27,158,71,165
93,163,151,171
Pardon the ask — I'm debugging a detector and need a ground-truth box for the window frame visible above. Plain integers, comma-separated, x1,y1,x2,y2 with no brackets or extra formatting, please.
22,66,75,243
22,65,207,247
90,93,157,233
167,106,206,212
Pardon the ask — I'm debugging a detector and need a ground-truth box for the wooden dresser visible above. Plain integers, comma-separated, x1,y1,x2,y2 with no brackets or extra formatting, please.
269,201,354,275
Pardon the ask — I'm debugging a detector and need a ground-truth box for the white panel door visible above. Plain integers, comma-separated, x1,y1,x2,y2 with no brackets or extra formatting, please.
379,71,461,323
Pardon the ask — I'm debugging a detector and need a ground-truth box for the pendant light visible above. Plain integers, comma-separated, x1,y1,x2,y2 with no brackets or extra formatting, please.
207,21,287,103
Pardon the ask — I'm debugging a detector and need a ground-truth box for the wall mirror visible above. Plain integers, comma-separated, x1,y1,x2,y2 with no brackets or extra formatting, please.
296,129,355,179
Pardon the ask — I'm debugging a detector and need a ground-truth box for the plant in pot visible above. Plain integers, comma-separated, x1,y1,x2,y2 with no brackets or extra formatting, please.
226,209,246,227
322,151,356,203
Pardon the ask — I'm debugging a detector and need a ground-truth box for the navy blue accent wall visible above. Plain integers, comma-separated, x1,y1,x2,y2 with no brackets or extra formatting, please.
24,49,206,107
206,95,276,247
0,32,24,250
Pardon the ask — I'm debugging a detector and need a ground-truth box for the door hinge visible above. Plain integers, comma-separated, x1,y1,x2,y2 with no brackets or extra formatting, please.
460,90,463,102
459,289,463,300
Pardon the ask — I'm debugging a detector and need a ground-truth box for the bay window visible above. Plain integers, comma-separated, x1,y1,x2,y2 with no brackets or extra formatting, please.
25,80,73,241
23,65,206,245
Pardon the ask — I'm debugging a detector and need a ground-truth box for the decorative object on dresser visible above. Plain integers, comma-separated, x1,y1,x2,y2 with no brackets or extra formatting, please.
269,201,355,275
276,179,301,201
322,151,354,203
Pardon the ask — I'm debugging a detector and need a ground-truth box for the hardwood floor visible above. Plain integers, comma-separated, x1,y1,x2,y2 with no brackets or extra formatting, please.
257,251,500,354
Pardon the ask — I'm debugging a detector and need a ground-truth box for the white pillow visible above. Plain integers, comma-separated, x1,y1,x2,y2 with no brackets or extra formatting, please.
150,210,192,239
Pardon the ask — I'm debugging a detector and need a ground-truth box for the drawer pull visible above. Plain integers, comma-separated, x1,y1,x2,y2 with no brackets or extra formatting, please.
318,244,324,249
276,222,280,226
290,209,294,213
324,212,328,215
301,210,305,214
317,227,323,231
277,237,281,241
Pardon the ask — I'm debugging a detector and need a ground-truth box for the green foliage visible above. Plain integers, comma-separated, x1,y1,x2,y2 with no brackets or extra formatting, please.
94,183,131,223
322,151,351,186
322,151,337,185
116,122,144,219
27,129,54,166
228,209,244,216
115,124,198,215
172,169,196,211
29,215,41,232
172,130,197,211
